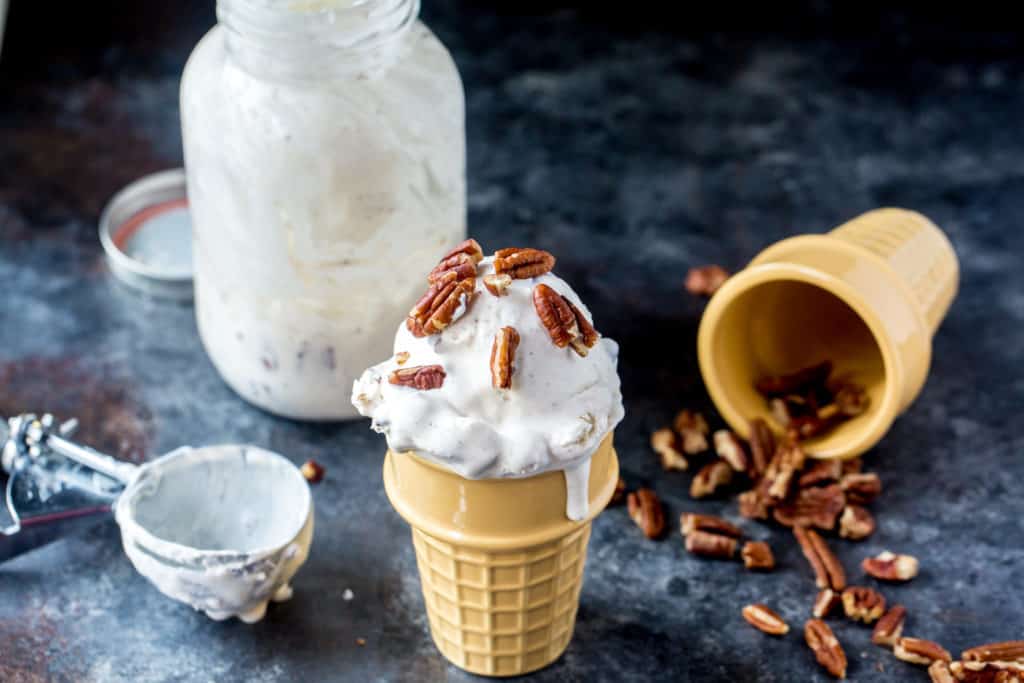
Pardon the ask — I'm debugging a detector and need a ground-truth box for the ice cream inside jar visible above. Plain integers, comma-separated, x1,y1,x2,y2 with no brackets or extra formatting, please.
352,241,625,520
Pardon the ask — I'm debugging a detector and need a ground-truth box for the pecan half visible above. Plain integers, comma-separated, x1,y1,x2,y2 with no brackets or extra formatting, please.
673,410,710,454
389,365,446,390
490,326,520,390
494,247,556,279
952,661,1024,682
747,417,775,476
483,273,513,297
872,605,907,647
690,460,733,499
685,529,737,559
739,489,770,520
813,589,842,619
756,361,833,397
773,484,846,531
742,604,789,635
563,297,600,357
627,488,665,539
895,638,952,666
652,428,688,471
684,264,730,297
840,472,882,505
794,527,846,590
763,440,807,501
741,541,775,571
963,641,1024,664
842,586,886,624
533,284,580,349
838,505,876,540
610,476,626,505
714,429,749,472
799,459,843,488
863,551,919,582
428,252,479,284
408,273,475,336
680,513,742,538
442,238,484,264
928,661,956,683
805,619,848,679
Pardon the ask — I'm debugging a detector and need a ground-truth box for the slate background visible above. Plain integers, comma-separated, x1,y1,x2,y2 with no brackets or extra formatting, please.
1,1,1022,681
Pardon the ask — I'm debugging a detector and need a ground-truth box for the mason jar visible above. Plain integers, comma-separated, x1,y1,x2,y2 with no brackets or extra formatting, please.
181,0,466,420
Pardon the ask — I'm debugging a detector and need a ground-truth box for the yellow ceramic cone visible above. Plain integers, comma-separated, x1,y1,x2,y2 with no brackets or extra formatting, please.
698,208,958,459
382,434,619,677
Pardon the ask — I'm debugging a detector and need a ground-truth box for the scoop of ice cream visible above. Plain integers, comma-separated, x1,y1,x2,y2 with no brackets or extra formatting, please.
352,253,624,484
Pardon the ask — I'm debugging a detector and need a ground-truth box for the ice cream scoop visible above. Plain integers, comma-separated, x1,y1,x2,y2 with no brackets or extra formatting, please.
0,413,312,623
352,249,624,520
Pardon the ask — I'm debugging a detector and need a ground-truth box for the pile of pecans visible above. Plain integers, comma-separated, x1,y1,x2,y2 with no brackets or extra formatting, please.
624,350,1021,679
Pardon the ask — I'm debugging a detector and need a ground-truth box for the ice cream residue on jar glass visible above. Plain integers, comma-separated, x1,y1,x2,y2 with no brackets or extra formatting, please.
352,241,625,520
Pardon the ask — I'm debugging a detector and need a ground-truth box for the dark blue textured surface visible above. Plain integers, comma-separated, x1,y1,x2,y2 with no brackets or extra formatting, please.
1,2,1022,680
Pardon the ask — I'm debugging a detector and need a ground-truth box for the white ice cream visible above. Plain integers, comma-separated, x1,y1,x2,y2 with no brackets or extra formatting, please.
352,256,624,520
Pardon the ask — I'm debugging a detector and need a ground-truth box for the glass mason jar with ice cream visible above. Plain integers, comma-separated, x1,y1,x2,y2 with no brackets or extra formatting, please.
180,0,466,419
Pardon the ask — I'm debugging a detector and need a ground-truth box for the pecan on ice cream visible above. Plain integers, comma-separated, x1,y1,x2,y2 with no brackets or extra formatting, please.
490,326,521,390
389,365,447,390
493,247,556,279
533,284,580,349
408,272,475,337
483,273,513,297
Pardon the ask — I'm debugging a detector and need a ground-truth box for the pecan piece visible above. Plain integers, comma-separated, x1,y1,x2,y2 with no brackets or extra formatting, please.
494,247,556,279
952,661,1024,682
773,484,846,531
490,326,520,390
742,604,789,636
838,505,875,540
533,284,580,349
805,619,848,679
394,351,410,366
652,428,688,471
747,417,775,477
627,488,665,539
690,460,733,498
813,589,842,619
684,529,737,559
738,489,770,520
300,459,325,484
741,541,775,571
794,526,846,590
842,586,886,624
408,273,475,336
684,264,730,297
840,472,882,505
680,513,742,538
610,476,626,505
928,661,956,683
963,641,1024,664
756,361,833,397
895,638,952,666
441,238,484,264
482,273,513,297
673,410,710,454
562,297,599,357
714,429,749,472
872,605,907,647
834,383,870,416
799,459,843,488
863,551,919,582
389,365,447,390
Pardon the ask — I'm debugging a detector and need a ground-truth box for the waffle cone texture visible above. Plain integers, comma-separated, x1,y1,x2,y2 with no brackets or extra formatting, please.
382,434,619,677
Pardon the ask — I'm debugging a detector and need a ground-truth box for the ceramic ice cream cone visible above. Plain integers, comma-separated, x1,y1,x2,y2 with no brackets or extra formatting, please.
382,434,619,677
698,208,959,458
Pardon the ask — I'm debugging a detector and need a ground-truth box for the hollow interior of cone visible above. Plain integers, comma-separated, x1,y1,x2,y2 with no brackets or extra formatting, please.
710,279,886,455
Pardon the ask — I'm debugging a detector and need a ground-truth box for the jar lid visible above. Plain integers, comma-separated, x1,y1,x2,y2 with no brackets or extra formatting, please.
99,169,193,300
